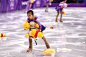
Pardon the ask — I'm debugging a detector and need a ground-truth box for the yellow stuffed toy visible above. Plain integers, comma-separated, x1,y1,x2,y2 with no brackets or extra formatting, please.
35,23,39,28
62,3,67,15
29,29,43,39
25,28,43,39
23,22,30,38
25,34,29,38
23,21,41,39
62,11,66,15
43,49,55,55
22,21,39,30
22,21,31,30
0,33,6,37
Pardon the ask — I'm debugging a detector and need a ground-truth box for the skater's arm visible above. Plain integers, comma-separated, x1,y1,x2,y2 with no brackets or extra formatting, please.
36,20,42,30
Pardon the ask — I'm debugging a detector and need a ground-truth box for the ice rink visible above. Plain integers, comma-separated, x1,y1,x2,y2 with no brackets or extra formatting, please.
0,7,86,57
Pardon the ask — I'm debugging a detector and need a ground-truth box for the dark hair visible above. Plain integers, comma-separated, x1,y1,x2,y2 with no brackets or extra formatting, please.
27,10,34,15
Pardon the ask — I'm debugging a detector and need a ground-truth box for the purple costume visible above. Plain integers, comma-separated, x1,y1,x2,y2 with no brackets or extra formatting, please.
55,2,66,11
27,17,46,32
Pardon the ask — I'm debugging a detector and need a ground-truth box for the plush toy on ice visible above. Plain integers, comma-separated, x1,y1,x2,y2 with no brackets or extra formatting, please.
43,49,55,55
0,33,6,37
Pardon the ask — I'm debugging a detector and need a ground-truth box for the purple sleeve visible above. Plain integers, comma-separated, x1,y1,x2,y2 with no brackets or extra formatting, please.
27,19,29,22
36,20,42,30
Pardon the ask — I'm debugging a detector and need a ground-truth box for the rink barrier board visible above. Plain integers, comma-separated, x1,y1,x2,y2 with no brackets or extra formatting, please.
0,0,86,13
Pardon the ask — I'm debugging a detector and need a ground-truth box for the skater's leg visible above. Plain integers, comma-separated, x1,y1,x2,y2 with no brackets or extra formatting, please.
60,11,63,22
45,4,48,12
55,11,59,22
27,38,32,52
28,3,32,11
42,36,50,49
25,2,30,11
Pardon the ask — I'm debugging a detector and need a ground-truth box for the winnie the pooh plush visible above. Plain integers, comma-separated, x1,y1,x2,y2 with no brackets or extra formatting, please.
23,21,43,39
29,29,44,39
22,21,39,30
22,21,31,30
29,21,39,29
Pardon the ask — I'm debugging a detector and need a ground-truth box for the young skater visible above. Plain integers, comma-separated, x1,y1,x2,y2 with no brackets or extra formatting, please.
45,0,53,12
55,0,67,22
26,10,50,52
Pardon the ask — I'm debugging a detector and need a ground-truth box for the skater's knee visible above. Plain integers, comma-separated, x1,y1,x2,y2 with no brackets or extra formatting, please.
60,11,62,13
57,14,59,16
42,36,44,39
29,38,32,41
57,14,59,17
